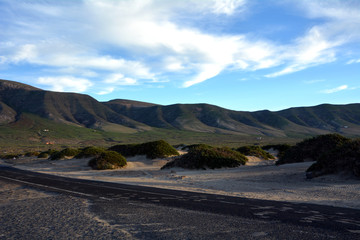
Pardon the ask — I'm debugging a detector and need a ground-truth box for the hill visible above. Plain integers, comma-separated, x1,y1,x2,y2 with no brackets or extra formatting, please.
0,79,148,130
105,101,360,137
1,79,360,149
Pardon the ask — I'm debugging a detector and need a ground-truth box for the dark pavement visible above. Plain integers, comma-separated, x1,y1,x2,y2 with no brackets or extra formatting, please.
1,165,360,239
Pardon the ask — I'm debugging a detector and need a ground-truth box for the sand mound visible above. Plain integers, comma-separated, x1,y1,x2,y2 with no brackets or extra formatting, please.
123,155,169,169
245,156,276,166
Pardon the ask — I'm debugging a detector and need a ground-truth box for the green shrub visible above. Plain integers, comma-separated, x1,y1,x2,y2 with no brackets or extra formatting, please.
262,144,291,158
24,151,40,157
307,139,360,178
38,149,57,159
236,145,275,160
183,144,206,150
37,152,49,159
144,140,179,159
88,151,127,170
276,134,350,165
46,149,58,155
49,151,63,160
162,144,247,170
1,154,21,159
108,144,139,157
109,140,179,159
62,148,81,156
50,148,81,160
75,146,106,159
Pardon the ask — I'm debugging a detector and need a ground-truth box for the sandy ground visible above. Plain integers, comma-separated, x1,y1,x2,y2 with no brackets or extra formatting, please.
0,181,132,239
1,154,360,210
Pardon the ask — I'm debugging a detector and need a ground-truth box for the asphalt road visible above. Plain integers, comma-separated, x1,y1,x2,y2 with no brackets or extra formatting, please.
1,165,360,239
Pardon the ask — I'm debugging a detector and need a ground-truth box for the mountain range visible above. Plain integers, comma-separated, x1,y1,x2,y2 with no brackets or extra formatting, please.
1,79,360,147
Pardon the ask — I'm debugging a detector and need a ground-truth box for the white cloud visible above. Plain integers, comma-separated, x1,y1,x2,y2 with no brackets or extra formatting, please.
183,64,223,87
163,57,185,71
347,59,360,64
304,79,325,84
267,0,360,77
211,0,246,15
104,74,138,86
97,87,115,95
6,42,154,80
12,44,37,63
0,0,303,87
56,67,98,78
322,85,348,94
292,27,338,63
1,0,360,91
299,0,360,24
82,0,270,87
37,76,93,93
266,27,338,78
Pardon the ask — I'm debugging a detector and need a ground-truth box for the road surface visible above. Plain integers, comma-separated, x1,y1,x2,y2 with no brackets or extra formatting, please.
1,166,359,239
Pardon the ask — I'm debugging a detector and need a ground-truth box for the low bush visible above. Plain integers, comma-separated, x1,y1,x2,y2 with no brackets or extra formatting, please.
24,151,40,157
109,140,179,159
49,151,64,160
262,144,291,158
88,151,127,170
178,144,202,151
162,144,247,170
75,146,106,159
306,139,360,178
50,148,81,160
276,134,350,165
145,140,179,159
38,149,58,159
108,143,139,157
236,145,275,160
62,148,81,156
37,152,49,159
1,153,21,159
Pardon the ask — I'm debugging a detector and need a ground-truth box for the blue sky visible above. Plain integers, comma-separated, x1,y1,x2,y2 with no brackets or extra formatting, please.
1,0,360,111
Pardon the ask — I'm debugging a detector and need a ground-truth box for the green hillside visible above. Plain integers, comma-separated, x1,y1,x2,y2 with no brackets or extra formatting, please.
1,79,360,151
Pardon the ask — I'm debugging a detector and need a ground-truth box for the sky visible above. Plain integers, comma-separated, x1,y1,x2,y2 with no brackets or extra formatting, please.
1,0,360,111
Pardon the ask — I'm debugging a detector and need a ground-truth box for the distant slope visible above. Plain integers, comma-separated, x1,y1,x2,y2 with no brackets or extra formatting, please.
278,104,360,135
0,79,147,130
1,79,360,140
0,79,41,91
105,101,347,136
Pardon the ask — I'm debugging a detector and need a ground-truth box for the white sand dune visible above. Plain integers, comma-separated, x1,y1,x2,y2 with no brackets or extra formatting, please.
2,155,360,209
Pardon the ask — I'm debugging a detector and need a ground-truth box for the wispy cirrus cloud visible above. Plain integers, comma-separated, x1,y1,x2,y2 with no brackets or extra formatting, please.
0,0,359,94
267,0,360,78
5,42,154,79
347,59,360,64
304,79,325,84
266,27,338,78
321,85,348,94
0,0,275,89
82,0,276,87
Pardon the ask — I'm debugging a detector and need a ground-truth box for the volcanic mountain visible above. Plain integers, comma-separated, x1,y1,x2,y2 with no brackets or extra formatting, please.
1,79,360,140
